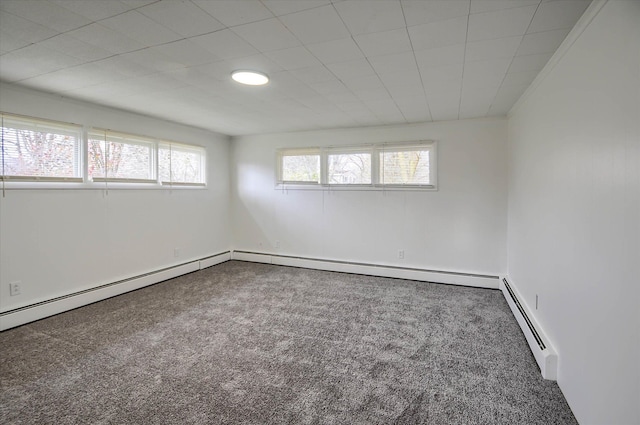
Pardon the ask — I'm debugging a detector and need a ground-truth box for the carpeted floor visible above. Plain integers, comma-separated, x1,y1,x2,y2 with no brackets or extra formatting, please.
1,261,577,424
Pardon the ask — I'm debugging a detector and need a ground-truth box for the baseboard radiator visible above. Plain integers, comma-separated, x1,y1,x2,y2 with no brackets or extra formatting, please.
231,250,500,289
0,251,231,331
500,276,558,380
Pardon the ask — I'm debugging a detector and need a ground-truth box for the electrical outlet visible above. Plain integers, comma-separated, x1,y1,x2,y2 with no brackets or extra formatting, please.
275,240,280,249
536,294,539,310
174,248,181,258
398,250,405,259
9,281,21,296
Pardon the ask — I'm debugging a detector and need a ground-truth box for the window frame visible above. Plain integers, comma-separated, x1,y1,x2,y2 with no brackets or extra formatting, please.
0,111,207,190
158,141,206,187
1,112,83,183
276,141,437,191
276,148,322,185
88,129,157,183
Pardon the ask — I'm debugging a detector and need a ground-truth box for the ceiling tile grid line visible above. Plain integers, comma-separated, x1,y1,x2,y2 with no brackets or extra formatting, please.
0,0,592,136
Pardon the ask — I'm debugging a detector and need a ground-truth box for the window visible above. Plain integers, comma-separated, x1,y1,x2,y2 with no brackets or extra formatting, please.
159,142,206,185
380,145,432,186
1,113,82,181
327,150,371,185
277,141,436,189
277,149,320,184
88,130,155,182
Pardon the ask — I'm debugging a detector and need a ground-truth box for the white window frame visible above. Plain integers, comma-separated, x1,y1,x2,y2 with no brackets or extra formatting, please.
276,148,322,185
1,112,83,183
0,111,207,191
276,141,437,191
376,142,437,188
158,141,206,187
88,129,157,183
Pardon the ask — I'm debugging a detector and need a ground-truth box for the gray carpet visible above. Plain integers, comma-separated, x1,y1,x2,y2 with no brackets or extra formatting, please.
1,261,577,424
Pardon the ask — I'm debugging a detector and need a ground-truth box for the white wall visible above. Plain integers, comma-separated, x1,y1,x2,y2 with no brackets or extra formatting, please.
0,84,231,313
507,1,640,423
231,117,507,277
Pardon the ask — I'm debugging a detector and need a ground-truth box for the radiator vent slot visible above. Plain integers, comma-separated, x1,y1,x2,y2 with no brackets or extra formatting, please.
502,278,545,350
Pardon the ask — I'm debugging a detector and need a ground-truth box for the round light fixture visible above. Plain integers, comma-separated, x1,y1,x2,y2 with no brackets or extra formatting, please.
231,70,269,86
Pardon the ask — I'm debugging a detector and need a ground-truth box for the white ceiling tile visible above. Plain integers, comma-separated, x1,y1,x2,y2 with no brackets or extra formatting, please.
0,0,91,32
225,54,285,75
138,0,225,37
353,87,392,102
120,49,187,73
100,10,182,46
354,28,412,57
420,63,464,94
385,82,424,100
459,86,496,118
394,96,430,122
488,82,528,114
528,0,590,33
262,0,331,16
52,0,134,20
290,66,336,84
306,38,365,64
265,46,322,70
368,51,417,76
39,34,113,62
465,35,522,62
507,52,552,72
334,0,405,35
191,29,260,60
0,12,58,53
326,59,376,81
401,0,470,27
365,99,405,122
516,28,570,56
93,56,153,78
341,74,384,92
467,5,537,42
462,58,511,91
309,80,349,95
232,18,300,52
66,23,146,54
152,39,221,67
325,91,361,104
414,43,465,69
501,69,539,87
427,91,461,121
279,5,350,44
0,44,83,81
192,0,274,26
470,0,540,14
408,16,468,51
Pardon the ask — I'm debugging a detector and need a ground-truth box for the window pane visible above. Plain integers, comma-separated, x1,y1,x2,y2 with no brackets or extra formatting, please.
328,153,371,184
380,149,430,185
159,144,205,184
1,116,80,178
281,154,320,183
88,134,154,180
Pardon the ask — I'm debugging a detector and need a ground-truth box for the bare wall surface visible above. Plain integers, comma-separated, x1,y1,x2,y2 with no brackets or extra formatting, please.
0,84,232,313
507,1,640,423
231,118,508,277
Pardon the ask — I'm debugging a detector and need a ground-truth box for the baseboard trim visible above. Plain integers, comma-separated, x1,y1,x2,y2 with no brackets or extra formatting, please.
0,251,231,331
231,250,500,289
500,275,558,380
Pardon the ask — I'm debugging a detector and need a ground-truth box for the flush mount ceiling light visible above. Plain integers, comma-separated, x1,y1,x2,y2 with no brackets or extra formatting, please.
231,70,269,86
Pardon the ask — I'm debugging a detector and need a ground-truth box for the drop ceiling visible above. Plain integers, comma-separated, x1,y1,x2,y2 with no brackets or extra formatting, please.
0,0,591,136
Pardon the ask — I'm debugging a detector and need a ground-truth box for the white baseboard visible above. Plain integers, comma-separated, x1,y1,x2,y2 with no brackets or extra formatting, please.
0,251,231,331
500,275,558,380
231,250,500,289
